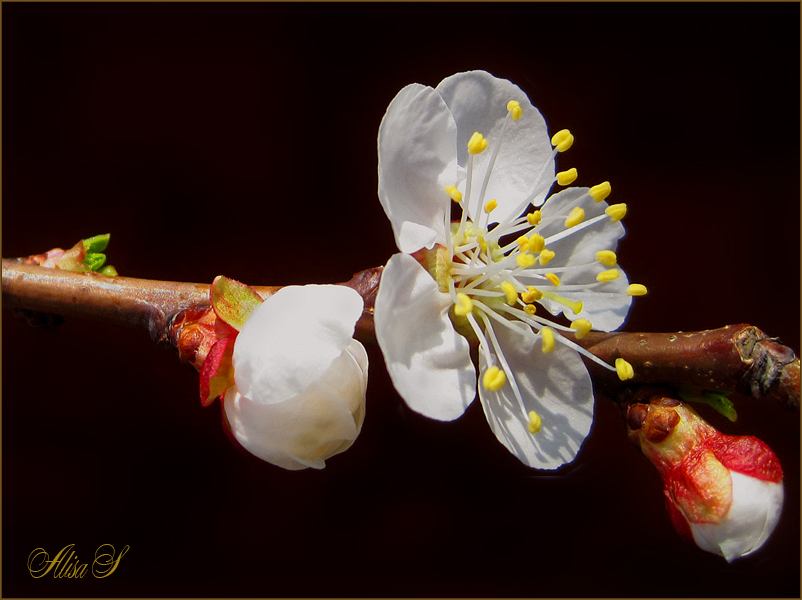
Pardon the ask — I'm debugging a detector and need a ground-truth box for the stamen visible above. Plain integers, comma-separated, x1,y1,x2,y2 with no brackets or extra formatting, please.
551,129,574,152
527,211,542,226
541,326,555,353
516,236,530,252
616,358,635,381
605,203,627,222
596,269,620,282
556,168,578,186
523,304,537,315
564,207,585,228
589,181,612,202
626,283,648,296
527,410,542,434
529,233,546,253
500,281,518,305
570,318,593,339
484,199,498,214
540,290,583,314
521,286,543,303
467,132,488,155
507,100,522,121
595,250,617,267
516,253,537,269
445,185,463,203
539,249,556,265
483,366,507,391
545,273,560,287
454,292,474,316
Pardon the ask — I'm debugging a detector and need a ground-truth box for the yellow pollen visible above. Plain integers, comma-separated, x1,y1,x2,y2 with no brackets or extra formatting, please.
545,273,560,287
477,236,488,252
570,318,593,339
539,249,556,265
454,292,474,316
596,269,620,282
500,281,518,306
557,168,578,186
445,185,463,203
595,250,617,267
541,327,555,353
551,129,574,152
528,233,545,253
523,303,537,315
606,203,627,222
565,206,585,228
516,253,537,269
589,181,612,202
507,100,522,121
484,199,498,214
522,287,543,303
516,236,530,252
527,410,542,434
616,358,635,381
527,211,542,226
483,366,506,391
467,131,488,155
626,283,648,296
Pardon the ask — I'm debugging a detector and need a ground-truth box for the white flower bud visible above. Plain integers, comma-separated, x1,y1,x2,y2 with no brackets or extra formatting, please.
223,285,368,470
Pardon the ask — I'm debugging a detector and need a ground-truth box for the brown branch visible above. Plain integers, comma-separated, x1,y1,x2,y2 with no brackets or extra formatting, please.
3,259,798,407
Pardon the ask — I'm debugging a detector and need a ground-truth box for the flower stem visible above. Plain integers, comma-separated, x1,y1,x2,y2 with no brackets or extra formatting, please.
3,259,797,407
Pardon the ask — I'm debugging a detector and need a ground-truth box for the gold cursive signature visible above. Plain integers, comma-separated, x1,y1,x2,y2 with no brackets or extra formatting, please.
27,544,129,579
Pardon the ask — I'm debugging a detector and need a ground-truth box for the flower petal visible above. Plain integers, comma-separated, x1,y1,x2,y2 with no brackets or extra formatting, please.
436,70,554,224
478,323,594,469
232,285,364,405
375,252,476,421
378,83,459,253
536,187,632,331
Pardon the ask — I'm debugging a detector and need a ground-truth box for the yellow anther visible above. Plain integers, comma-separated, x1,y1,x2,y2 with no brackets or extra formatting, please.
467,131,488,155
596,269,620,282
516,236,530,252
516,253,537,269
564,206,585,228
556,168,578,186
477,236,488,252
541,327,555,353
523,304,537,315
527,210,542,226
527,410,542,434
568,299,583,315
528,233,545,253
545,273,560,287
522,286,543,303
551,129,574,152
483,366,507,391
539,249,556,265
570,318,593,339
454,292,474,316
595,250,617,267
507,100,522,121
484,199,498,214
605,203,627,222
589,181,612,202
616,358,635,381
500,281,518,306
626,283,648,296
445,185,463,203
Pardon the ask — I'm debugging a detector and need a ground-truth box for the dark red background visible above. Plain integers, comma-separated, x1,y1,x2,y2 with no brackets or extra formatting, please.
3,3,799,597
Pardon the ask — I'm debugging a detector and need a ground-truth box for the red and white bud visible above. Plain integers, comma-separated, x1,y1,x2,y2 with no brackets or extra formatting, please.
626,396,784,562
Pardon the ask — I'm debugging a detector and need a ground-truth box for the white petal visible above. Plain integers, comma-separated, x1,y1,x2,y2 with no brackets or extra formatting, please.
374,252,476,421
378,83,458,253
478,323,595,469
690,472,784,562
232,285,364,405
436,70,554,224
537,187,632,331
224,341,368,470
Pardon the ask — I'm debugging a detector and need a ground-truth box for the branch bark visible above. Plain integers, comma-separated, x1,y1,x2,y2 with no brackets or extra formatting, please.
3,259,798,408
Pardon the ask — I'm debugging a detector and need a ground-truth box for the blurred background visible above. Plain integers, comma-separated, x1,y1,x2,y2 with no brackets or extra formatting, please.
3,3,799,597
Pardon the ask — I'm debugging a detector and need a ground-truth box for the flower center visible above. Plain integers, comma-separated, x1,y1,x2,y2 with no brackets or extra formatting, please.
416,98,646,434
